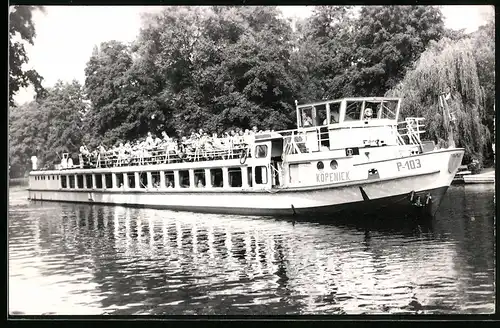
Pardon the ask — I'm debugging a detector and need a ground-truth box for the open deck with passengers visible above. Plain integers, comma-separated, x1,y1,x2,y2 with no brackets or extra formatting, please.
28,95,464,217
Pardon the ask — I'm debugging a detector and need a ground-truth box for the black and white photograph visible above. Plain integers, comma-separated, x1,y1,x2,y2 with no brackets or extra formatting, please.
8,4,495,316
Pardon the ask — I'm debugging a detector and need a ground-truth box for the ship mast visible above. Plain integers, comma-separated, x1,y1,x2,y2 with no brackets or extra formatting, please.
439,92,456,148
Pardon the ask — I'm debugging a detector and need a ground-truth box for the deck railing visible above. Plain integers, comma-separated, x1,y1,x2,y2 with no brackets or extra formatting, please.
397,118,425,146
73,142,252,169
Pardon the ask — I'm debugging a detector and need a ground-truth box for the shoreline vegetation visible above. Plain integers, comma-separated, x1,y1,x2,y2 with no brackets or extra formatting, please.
9,6,495,179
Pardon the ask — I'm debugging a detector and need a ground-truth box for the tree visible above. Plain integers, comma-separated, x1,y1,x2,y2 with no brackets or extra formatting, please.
134,6,298,135
290,6,358,102
386,37,490,163
9,102,44,177
470,20,495,148
351,6,444,96
9,5,46,106
9,80,88,176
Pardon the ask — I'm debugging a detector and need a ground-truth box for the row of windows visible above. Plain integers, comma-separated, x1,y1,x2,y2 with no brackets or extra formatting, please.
34,175,59,181
59,166,268,190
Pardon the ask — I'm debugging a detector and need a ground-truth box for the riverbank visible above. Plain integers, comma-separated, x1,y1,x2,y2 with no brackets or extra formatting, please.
9,177,28,187
452,167,495,185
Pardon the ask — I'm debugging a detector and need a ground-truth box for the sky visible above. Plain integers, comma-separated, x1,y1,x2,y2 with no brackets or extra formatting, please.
12,5,494,105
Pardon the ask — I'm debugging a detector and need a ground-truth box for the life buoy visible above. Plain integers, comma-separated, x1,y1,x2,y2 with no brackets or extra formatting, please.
239,150,247,165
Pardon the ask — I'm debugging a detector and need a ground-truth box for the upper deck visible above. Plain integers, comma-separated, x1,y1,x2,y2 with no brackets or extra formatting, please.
295,97,401,128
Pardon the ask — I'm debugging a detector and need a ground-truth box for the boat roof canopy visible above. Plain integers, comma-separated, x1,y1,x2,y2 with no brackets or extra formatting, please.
295,97,401,128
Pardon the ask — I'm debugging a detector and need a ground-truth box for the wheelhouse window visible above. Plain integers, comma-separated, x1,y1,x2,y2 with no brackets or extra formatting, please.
194,169,205,188
329,102,341,124
255,145,268,158
314,104,327,126
255,166,268,184
299,106,314,127
77,175,84,188
164,171,174,188
345,101,363,121
127,173,135,188
61,175,67,188
228,167,242,187
210,168,223,188
179,170,190,188
379,100,398,120
95,174,103,188
68,176,75,188
105,173,112,189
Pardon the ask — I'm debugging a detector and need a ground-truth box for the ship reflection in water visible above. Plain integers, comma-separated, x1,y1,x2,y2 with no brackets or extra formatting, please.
8,184,495,315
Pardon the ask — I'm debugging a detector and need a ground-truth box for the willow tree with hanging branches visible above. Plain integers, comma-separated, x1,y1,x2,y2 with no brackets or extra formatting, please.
386,37,490,163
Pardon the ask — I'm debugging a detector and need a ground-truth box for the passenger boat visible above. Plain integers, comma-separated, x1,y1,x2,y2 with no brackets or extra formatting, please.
27,96,464,217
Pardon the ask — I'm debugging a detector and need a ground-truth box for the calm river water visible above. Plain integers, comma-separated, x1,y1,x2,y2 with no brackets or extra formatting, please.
8,185,495,315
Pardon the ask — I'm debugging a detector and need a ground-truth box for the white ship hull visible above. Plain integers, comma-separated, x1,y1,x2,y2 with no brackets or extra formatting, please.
28,149,463,217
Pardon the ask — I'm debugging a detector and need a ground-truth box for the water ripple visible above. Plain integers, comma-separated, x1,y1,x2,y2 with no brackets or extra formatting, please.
8,185,495,315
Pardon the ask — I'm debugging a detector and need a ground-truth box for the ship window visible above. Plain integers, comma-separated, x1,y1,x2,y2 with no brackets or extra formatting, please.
247,167,253,187
116,173,124,188
255,145,268,158
95,174,103,188
194,169,206,188
138,172,148,188
210,168,223,188
363,101,382,120
179,170,190,188
69,175,75,188
345,101,363,121
164,171,174,188
379,100,398,119
61,176,67,188
127,173,135,188
228,167,242,187
330,160,338,170
85,175,92,188
315,104,327,126
151,171,161,188
77,175,84,188
317,161,324,170
329,102,341,123
300,106,314,127
105,174,113,188
255,166,268,184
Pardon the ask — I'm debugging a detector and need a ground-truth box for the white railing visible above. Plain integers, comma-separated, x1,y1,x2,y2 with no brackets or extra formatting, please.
73,142,252,169
397,118,425,146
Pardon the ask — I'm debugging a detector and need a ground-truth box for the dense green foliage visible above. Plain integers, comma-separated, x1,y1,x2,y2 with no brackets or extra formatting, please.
9,6,46,106
386,37,491,162
8,5,495,177
9,81,88,175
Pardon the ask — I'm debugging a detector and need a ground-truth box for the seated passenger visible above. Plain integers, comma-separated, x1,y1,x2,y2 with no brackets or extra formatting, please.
197,180,204,188
364,108,373,120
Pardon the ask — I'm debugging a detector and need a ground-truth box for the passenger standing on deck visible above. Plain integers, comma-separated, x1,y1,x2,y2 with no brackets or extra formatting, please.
31,155,38,170
98,143,106,167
